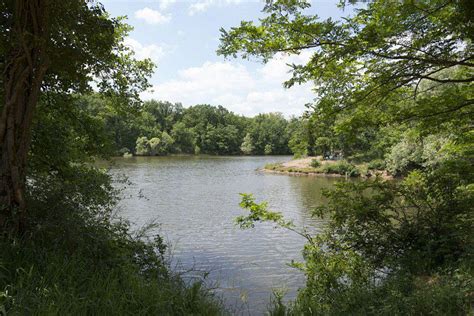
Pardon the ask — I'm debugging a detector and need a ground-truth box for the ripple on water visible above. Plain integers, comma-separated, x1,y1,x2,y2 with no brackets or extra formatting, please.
108,156,337,315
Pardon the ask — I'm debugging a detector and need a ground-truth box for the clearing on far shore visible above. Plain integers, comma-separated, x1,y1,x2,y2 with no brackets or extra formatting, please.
263,156,392,179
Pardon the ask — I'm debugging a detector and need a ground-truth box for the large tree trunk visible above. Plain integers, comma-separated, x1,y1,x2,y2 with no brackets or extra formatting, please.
0,0,48,232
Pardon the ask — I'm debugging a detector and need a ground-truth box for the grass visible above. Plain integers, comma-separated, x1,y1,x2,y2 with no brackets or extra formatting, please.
264,163,322,174
0,207,225,315
310,159,321,168
269,269,474,315
264,159,363,177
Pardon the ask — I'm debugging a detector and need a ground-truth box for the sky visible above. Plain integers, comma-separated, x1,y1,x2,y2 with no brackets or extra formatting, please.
101,0,355,117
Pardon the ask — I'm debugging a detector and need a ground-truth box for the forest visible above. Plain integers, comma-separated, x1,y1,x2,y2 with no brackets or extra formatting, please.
87,97,297,156
0,0,473,315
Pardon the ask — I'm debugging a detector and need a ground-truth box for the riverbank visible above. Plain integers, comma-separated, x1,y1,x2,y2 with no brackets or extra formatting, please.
106,155,321,313
0,200,224,315
263,156,392,179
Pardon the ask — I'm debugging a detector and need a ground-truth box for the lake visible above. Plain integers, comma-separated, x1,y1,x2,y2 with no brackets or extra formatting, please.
106,156,340,315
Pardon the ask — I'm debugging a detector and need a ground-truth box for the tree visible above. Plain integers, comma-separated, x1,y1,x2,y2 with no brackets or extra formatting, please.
218,0,473,149
240,133,254,155
202,124,241,155
219,0,473,104
149,137,161,156
135,136,151,156
287,116,315,157
222,0,474,312
158,131,174,155
0,1,153,230
264,144,272,155
180,104,247,155
247,113,290,155
143,100,184,133
385,131,452,176
171,122,195,154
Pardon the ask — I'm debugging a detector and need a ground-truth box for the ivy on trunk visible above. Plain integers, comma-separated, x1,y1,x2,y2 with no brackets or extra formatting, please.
0,0,153,233
0,0,48,231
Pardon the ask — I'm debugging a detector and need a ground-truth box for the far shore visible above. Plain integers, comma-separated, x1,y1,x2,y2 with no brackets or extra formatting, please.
262,156,393,179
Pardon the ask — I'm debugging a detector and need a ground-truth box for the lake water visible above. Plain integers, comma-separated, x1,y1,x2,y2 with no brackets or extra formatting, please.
107,156,340,315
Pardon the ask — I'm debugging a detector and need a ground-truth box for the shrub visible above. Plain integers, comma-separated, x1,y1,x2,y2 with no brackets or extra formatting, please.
322,161,360,177
310,159,321,168
385,133,452,175
240,133,254,155
280,268,474,315
367,159,386,170
118,147,130,155
159,131,174,154
0,166,224,315
240,161,474,315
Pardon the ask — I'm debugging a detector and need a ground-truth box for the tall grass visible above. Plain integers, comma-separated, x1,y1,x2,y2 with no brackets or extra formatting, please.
269,269,474,315
0,201,225,315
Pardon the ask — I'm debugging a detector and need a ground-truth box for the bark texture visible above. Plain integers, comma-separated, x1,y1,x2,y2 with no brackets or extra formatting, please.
0,0,48,231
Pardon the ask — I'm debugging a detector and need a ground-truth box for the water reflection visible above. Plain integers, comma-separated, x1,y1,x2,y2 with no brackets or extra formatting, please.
107,156,338,315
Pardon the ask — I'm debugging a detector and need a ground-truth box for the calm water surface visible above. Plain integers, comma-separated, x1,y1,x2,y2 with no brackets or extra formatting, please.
107,156,340,315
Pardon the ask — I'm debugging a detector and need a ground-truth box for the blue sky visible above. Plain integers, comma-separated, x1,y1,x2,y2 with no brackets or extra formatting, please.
102,0,355,116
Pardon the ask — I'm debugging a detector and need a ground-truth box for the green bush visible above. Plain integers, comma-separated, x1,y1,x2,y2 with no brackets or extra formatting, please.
310,159,321,168
367,159,386,170
0,220,224,315
385,133,452,175
149,137,161,155
239,162,474,315
322,160,360,177
282,268,474,315
118,147,130,155
0,164,224,315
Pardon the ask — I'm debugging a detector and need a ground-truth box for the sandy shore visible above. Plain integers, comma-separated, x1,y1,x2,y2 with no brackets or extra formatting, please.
262,156,392,179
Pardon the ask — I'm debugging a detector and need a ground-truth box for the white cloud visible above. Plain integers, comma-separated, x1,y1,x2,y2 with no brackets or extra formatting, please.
142,54,315,117
258,51,313,82
188,0,248,16
123,38,166,64
159,0,176,10
134,7,171,25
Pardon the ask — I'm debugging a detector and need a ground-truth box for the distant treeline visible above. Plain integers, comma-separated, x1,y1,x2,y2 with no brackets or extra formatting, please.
83,95,304,156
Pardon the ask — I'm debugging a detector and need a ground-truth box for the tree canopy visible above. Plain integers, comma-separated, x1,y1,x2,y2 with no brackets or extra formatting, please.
224,0,474,313
219,0,473,130
0,0,153,230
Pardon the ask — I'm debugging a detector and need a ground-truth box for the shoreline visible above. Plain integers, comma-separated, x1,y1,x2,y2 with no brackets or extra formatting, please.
262,156,393,180
259,167,349,177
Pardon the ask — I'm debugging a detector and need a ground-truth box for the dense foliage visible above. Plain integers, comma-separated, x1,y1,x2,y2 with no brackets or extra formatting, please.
1,0,472,313
223,0,474,314
0,0,154,224
0,92,223,314
0,1,224,314
0,86,225,314
86,97,297,156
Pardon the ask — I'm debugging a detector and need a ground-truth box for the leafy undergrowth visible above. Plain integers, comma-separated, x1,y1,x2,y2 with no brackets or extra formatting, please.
264,159,365,177
270,269,474,316
239,167,474,315
0,204,225,315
